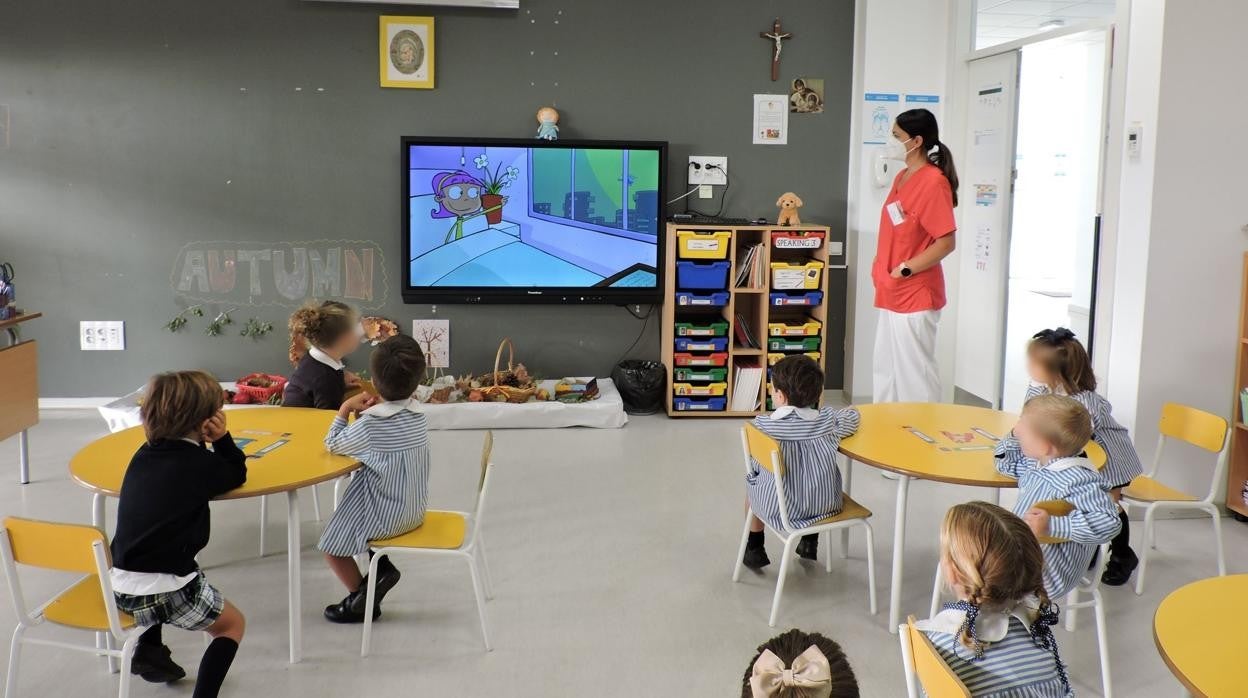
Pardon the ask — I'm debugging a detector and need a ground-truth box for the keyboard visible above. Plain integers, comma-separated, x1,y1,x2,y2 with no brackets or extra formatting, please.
667,214,756,226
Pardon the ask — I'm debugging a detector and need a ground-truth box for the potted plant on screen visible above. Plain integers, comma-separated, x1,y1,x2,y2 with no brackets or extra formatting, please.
473,153,519,225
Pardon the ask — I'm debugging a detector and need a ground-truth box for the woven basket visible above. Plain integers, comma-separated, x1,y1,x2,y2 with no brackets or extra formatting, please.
480,338,536,404
235,373,287,403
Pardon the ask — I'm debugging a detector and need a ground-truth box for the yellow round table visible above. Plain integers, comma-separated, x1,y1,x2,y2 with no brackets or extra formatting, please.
70,407,360,664
838,402,1019,633
1154,574,1246,697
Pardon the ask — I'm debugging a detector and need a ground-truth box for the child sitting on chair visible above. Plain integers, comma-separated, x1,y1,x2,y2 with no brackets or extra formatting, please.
919,502,1071,698
996,394,1121,599
110,371,247,696
741,628,860,698
283,300,363,409
1023,327,1143,586
319,334,430,623
742,355,860,570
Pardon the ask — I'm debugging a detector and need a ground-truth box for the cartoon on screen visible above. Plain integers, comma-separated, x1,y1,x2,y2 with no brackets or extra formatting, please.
408,145,659,288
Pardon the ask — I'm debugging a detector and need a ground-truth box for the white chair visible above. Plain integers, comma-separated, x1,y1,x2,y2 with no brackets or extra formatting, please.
928,499,1114,697
731,423,877,627
0,517,147,698
899,614,970,698
361,431,495,655
1122,402,1230,595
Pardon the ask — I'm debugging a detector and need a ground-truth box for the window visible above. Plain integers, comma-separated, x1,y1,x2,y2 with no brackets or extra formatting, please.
975,0,1115,50
529,148,658,240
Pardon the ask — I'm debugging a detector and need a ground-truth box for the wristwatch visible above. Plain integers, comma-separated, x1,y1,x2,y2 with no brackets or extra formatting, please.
899,262,913,277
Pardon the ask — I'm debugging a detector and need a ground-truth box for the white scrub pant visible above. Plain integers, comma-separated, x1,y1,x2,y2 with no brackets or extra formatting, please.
872,308,941,403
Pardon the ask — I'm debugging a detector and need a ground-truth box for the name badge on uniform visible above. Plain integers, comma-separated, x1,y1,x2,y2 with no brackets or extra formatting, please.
886,201,906,225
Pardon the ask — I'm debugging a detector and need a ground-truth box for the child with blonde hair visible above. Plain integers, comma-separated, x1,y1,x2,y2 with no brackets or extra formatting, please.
283,300,363,409
741,628,859,698
919,502,1071,697
742,355,860,569
1023,328,1143,585
996,394,1120,598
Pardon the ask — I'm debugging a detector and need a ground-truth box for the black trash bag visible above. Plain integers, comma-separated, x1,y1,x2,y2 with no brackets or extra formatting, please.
612,360,666,415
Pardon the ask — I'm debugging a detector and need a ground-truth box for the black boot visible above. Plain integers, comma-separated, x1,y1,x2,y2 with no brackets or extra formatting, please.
323,587,381,624
130,626,186,683
742,530,770,570
796,534,819,561
1102,509,1138,586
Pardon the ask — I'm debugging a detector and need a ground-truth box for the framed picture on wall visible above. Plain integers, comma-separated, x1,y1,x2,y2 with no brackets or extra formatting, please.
379,16,434,89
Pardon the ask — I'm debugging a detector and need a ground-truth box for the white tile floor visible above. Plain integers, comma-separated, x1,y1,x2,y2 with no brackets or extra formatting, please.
0,408,1244,697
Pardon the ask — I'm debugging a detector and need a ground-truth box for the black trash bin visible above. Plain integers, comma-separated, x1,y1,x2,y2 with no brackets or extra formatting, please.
612,360,666,415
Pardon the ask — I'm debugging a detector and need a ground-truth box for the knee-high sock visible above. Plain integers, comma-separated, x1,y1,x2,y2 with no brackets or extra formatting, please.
138,624,162,647
1110,509,1131,557
192,637,239,698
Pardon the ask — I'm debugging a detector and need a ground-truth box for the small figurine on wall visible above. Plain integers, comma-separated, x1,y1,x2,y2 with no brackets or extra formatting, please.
775,192,803,226
536,106,560,141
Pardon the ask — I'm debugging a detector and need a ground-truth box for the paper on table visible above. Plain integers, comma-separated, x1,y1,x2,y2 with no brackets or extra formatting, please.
752,94,789,145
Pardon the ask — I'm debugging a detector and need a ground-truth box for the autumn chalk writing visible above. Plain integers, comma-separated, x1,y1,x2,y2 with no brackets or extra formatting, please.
171,240,388,308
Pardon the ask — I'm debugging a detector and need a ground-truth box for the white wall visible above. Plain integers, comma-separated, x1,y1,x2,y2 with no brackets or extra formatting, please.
1114,0,1248,497
846,0,955,401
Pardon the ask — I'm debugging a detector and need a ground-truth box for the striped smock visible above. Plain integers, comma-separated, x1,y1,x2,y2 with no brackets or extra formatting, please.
317,400,431,557
746,405,860,531
918,596,1072,698
1024,383,1144,488
994,450,1121,598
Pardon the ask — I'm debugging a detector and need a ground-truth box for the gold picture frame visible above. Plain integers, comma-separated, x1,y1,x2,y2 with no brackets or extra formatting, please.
379,16,434,89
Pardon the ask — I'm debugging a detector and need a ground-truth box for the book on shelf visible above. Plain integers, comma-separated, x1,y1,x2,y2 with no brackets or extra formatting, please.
733,313,759,349
730,360,764,412
734,243,764,288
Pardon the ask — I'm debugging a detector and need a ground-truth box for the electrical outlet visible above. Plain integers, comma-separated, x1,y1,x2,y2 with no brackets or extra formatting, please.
688,155,728,186
698,184,713,199
80,321,125,351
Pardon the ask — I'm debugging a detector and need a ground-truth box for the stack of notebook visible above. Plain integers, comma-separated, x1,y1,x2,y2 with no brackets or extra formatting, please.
730,360,764,412
734,244,765,288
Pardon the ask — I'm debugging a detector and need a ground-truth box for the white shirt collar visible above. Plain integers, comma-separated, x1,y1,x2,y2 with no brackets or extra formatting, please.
770,405,820,421
361,398,418,418
914,594,1041,641
1042,455,1095,472
308,346,345,371
181,437,201,446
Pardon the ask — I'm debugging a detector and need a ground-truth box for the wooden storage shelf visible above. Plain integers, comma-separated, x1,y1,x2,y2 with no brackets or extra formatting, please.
662,224,833,417
1228,253,1248,517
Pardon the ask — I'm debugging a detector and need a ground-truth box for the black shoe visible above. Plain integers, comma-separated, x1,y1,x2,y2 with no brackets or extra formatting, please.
130,642,186,683
1101,548,1139,586
323,588,381,624
742,546,771,570
372,556,402,606
796,534,819,561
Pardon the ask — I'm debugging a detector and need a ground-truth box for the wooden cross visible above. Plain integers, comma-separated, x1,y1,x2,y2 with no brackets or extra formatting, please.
760,17,792,82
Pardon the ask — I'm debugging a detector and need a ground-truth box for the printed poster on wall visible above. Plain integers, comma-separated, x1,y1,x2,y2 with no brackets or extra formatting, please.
862,92,899,145
752,94,789,145
903,93,941,124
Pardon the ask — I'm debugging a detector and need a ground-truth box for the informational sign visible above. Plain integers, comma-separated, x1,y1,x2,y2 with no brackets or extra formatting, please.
903,93,942,124
862,92,900,145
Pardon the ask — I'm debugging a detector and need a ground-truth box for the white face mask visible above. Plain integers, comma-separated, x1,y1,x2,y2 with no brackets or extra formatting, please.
883,136,918,161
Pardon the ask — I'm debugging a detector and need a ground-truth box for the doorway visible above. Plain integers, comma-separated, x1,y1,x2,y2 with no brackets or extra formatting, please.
1000,30,1109,411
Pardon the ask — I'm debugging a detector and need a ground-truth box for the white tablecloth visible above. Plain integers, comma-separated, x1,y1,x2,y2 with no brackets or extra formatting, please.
413,378,628,430
97,379,628,433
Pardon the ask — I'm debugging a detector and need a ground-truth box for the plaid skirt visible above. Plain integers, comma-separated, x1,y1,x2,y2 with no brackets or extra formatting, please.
114,572,224,632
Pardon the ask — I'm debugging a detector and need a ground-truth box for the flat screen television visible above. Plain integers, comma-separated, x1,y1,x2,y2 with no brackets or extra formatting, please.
401,137,667,304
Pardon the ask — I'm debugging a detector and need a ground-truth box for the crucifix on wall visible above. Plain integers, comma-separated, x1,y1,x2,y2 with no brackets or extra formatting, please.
760,17,792,82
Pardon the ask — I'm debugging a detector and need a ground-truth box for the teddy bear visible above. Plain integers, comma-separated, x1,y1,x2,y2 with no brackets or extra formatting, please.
776,192,803,226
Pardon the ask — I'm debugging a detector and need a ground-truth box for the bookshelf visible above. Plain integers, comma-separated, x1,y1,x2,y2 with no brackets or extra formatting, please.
660,223,833,417
1227,253,1248,518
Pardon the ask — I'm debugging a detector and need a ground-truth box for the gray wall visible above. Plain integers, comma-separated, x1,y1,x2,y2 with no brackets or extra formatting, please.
0,0,854,397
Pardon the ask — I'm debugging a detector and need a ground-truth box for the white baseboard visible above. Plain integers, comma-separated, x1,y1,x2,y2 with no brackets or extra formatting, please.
39,398,116,409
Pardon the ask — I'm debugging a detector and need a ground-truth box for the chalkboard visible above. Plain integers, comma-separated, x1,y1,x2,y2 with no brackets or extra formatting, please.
0,0,853,396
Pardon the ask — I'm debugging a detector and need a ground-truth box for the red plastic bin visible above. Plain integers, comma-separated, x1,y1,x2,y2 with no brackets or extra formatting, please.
673,352,728,367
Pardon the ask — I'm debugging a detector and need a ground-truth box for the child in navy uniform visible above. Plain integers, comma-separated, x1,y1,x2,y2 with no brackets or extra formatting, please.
319,335,431,623
742,355,860,569
920,502,1072,697
1024,328,1143,585
110,371,247,697
995,394,1120,599
283,300,362,409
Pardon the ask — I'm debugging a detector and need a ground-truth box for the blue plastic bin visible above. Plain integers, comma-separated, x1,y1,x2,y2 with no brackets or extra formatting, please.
674,336,729,352
676,291,730,307
676,261,730,290
769,291,824,307
673,396,726,412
